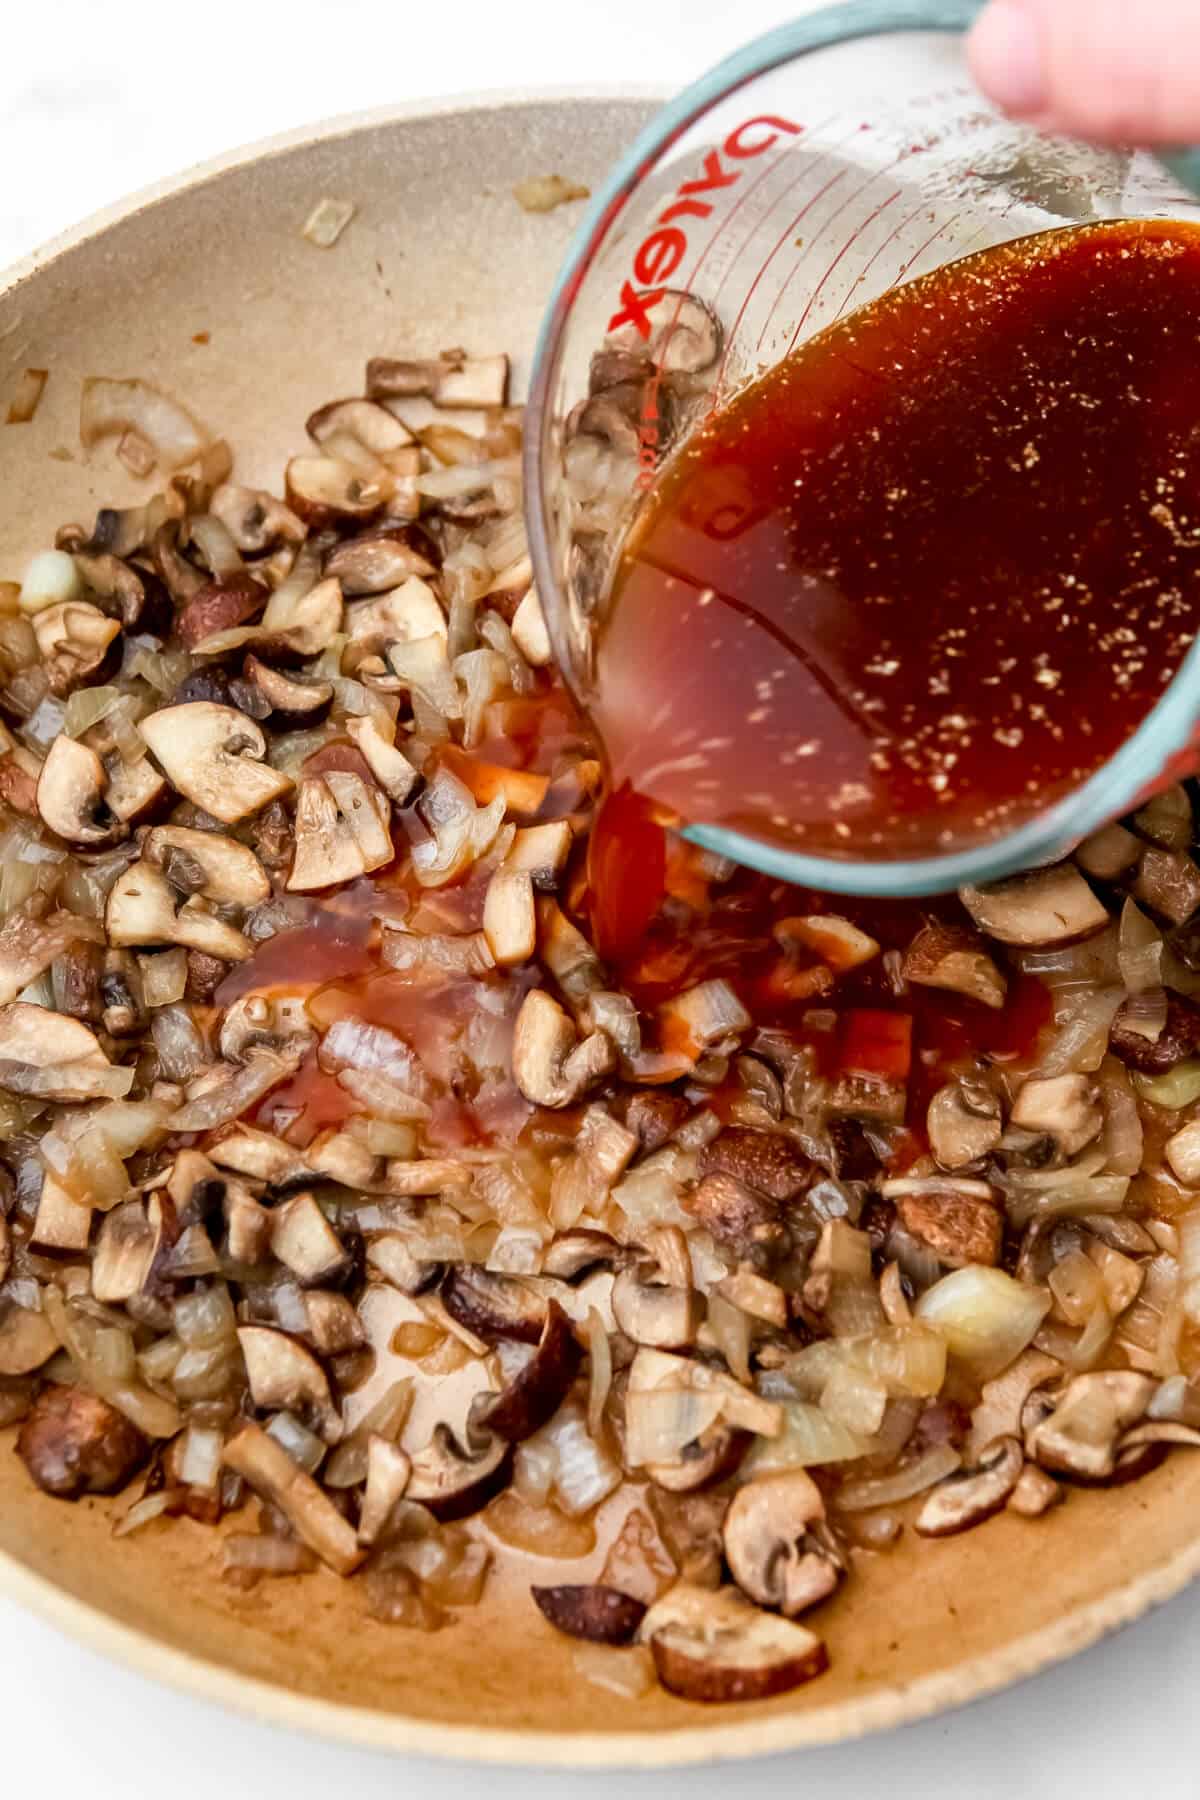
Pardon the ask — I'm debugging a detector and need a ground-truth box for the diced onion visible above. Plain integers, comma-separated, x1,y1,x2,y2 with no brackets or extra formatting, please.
917,1266,1051,1376
80,376,210,471
835,1445,961,1512
1118,898,1164,995
744,1401,874,1471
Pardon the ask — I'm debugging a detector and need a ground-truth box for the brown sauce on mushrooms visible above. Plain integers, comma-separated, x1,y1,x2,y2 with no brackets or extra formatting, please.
598,219,1200,859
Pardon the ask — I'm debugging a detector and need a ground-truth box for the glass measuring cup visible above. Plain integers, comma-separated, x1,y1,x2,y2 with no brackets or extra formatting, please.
524,0,1200,898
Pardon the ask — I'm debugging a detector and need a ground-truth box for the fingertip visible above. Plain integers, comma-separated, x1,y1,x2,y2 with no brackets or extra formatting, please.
966,0,1049,119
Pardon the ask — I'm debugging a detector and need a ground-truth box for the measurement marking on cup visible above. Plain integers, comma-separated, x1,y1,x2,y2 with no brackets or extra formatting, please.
764,184,901,357
758,153,909,355
831,201,928,320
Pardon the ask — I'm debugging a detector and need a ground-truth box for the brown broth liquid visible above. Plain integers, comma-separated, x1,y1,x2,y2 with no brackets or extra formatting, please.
597,219,1200,860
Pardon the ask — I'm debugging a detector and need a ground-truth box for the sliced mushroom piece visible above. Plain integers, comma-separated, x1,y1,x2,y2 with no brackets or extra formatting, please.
0,1003,117,1104
210,483,307,554
685,1172,785,1262
968,1349,1063,1457
1121,1420,1200,1452
441,1266,547,1344
269,1192,348,1286
17,1383,148,1499
915,1435,1024,1536
483,868,536,967
143,825,270,906
287,771,395,891
342,715,418,805
1075,823,1142,882
284,455,391,530
345,575,447,652
105,754,167,824
307,397,415,455
1028,1371,1155,1481
612,1265,703,1350
36,734,120,845
224,1182,274,1265
1006,1463,1063,1517
608,292,723,374
404,1424,513,1521
177,573,269,649
236,1325,343,1444
106,862,252,961
0,912,101,1008
503,821,573,889
1109,990,1200,1073
722,1470,842,1616
927,1080,1003,1170
32,601,121,696
243,657,334,728
880,1176,1002,1269
304,1291,365,1355
470,1301,581,1442
699,1127,810,1204
511,988,616,1108
540,1230,621,1283
324,532,435,594
1134,846,1200,927
92,1200,162,1303
1010,1073,1103,1157
640,1583,827,1704
218,992,314,1063
901,921,1007,1008
139,703,292,824
357,1437,413,1546
209,1127,313,1187
223,1421,363,1575
0,1297,59,1377
532,1584,647,1645
959,865,1109,947
0,1215,7,1287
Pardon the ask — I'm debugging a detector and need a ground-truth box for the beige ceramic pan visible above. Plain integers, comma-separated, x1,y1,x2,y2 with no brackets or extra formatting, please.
2,90,1200,1767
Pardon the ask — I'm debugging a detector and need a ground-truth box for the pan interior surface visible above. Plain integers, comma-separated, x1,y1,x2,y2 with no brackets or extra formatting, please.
1,93,1199,1765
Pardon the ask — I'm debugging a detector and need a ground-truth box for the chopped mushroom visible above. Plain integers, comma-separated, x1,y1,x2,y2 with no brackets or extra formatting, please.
471,1301,581,1441
404,1425,513,1520
722,1471,843,1616
511,988,616,1108
36,735,119,845
143,825,270,906
343,714,418,803
0,1298,59,1377
533,1584,647,1644
358,1437,412,1545
1134,847,1200,926
270,1192,349,1286
483,869,536,967
33,601,121,696
612,1265,703,1350
139,703,292,824
210,483,306,554
1109,991,1200,1073
699,1128,809,1203
881,1176,1002,1268
1028,1371,1155,1480
1010,1074,1103,1157
287,772,394,890
639,1583,827,1704
959,865,1109,947
223,1422,363,1575
106,862,252,961
901,922,1006,1009
237,1325,343,1443
284,456,391,530
324,532,434,593
0,1002,124,1102
243,658,333,727
1007,1464,1063,1516
927,1081,1003,1169
915,1436,1024,1535
17,1384,148,1499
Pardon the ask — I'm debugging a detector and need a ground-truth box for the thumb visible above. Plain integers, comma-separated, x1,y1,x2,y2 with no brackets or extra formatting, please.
967,0,1200,146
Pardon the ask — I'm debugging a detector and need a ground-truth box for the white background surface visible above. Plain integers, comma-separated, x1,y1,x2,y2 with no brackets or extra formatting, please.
1,2,1198,1795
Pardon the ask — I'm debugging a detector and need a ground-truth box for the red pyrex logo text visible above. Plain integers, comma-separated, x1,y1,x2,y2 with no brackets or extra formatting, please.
606,113,802,487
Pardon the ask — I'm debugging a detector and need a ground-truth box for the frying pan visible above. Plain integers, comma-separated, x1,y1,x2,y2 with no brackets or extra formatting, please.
1,90,1197,1765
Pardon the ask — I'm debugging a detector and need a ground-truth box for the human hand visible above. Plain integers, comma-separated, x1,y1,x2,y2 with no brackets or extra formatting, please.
967,0,1200,145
